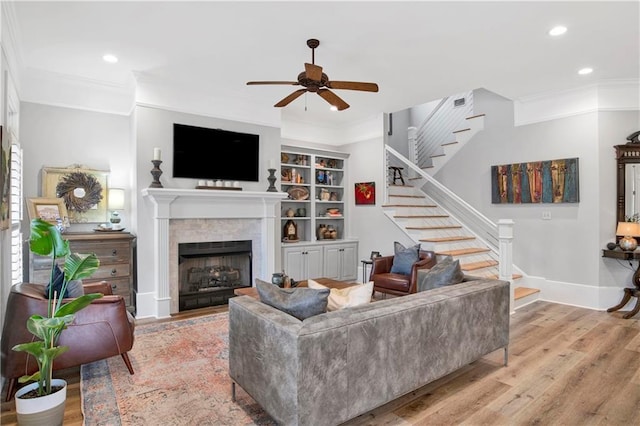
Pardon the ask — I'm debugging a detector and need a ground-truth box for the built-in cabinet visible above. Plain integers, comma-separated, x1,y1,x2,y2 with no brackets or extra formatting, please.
323,241,358,281
279,146,358,282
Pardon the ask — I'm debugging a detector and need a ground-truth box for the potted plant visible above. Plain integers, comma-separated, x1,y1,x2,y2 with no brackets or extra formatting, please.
12,218,102,425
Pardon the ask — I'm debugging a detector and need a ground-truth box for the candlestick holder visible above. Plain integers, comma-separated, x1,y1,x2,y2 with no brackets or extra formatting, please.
266,168,277,192
150,160,164,188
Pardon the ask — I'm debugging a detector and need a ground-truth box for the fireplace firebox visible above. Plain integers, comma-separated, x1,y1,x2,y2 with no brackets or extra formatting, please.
178,240,252,311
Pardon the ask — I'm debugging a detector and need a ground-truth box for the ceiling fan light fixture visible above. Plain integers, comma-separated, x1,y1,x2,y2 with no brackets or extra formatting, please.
330,105,338,112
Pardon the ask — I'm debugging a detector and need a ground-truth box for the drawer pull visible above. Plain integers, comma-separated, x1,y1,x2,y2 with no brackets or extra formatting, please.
112,249,118,256
111,268,118,276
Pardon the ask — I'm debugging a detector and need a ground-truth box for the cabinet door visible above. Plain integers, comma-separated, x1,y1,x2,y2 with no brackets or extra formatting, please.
340,244,358,281
305,246,324,280
323,245,341,279
283,247,306,281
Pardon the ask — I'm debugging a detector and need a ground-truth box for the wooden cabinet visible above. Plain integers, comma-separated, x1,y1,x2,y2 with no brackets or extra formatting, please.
29,232,137,314
323,242,358,281
282,244,324,282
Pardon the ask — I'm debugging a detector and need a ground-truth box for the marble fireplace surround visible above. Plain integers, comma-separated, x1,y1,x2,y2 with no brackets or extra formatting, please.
142,188,287,317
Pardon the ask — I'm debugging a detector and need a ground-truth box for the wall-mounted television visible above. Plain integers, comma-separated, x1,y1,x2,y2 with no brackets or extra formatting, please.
173,123,260,182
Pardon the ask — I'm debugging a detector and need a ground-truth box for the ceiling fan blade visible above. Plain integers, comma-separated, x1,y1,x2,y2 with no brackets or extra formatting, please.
317,89,350,111
326,81,379,92
274,89,307,107
304,63,323,81
247,81,299,86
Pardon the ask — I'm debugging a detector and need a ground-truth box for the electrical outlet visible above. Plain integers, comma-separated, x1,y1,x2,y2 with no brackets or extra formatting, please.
542,211,552,220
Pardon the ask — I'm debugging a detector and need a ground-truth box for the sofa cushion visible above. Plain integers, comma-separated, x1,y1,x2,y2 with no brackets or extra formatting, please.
255,279,329,320
307,279,373,311
417,256,464,291
390,241,420,275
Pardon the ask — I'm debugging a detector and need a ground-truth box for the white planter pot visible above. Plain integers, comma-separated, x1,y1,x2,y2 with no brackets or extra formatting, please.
15,379,67,426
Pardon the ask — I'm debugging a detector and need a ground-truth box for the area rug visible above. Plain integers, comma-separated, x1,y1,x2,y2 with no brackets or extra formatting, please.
80,313,276,425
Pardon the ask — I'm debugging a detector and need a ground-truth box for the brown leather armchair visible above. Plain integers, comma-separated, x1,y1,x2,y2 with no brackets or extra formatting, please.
1,281,135,401
369,250,437,297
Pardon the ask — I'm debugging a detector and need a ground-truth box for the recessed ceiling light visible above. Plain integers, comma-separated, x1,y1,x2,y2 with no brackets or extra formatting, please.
103,54,118,64
549,26,567,36
578,67,593,75
330,105,338,112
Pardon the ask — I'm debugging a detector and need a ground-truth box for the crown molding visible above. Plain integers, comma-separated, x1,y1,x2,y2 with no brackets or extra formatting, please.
514,79,639,126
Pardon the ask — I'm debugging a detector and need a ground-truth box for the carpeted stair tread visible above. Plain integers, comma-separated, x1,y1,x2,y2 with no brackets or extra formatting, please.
514,287,539,299
406,225,462,230
461,260,498,271
420,236,476,242
436,248,491,256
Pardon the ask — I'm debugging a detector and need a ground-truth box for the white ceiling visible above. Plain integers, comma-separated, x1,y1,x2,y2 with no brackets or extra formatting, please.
10,1,640,127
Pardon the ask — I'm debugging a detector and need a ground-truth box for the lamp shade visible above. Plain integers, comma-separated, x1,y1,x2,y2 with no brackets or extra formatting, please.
616,222,640,237
107,188,125,210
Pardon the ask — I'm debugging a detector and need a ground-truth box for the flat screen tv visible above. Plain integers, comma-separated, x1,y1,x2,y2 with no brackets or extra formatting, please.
173,123,260,182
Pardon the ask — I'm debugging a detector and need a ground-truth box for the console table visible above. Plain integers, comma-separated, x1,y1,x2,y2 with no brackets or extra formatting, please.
602,249,640,319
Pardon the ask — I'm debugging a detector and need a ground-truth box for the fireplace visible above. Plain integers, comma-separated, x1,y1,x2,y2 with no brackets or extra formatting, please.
178,240,252,311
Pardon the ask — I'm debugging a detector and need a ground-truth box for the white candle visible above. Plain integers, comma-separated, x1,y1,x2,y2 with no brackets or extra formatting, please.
153,147,161,161
269,160,275,169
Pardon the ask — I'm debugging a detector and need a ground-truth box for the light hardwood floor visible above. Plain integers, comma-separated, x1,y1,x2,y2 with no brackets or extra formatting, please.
2,302,639,425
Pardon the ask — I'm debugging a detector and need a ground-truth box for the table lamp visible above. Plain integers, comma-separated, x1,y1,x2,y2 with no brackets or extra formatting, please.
108,188,125,229
616,222,640,251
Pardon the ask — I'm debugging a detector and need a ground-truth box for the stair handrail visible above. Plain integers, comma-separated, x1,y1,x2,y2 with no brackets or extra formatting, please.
385,144,498,248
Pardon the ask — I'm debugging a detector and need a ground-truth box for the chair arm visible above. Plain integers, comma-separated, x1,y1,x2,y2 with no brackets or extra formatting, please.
371,255,394,275
408,252,437,293
83,281,113,295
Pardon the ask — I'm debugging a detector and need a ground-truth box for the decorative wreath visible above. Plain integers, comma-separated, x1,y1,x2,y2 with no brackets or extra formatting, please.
56,172,103,213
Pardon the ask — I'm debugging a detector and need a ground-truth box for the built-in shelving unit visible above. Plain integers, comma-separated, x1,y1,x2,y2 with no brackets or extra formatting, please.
279,146,357,281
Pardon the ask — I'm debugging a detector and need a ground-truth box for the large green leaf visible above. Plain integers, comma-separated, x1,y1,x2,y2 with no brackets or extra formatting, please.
55,293,103,317
29,219,69,259
26,315,70,341
12,341,46,357
64,252,99,282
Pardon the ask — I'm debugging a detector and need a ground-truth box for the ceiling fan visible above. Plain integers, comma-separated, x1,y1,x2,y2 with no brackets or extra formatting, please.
246,38,379,111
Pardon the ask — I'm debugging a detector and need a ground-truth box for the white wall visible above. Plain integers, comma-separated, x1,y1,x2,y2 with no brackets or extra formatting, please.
19,103,132,274
134,105,281,317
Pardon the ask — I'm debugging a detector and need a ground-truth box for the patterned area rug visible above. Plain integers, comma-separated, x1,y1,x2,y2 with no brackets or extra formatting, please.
80,313,276,425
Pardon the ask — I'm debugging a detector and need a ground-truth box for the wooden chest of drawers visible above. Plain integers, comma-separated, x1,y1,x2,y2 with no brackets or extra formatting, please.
29,232,137,314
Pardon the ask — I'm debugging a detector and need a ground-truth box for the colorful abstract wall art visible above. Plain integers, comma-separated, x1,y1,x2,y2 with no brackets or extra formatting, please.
491,158,579,204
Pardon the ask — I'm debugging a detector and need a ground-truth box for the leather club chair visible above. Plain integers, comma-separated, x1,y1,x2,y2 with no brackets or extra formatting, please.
1,281,135,401
369,250,437,297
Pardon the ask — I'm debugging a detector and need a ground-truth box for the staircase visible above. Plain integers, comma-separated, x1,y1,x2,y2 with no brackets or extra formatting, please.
384,148,539,309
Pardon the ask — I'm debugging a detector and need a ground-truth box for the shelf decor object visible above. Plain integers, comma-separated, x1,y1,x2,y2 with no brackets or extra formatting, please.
150,160,163,188
267,168,277,192
108,188,125,229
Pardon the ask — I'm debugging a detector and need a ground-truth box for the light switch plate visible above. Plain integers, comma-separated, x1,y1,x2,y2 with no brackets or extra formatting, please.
542,211,551,220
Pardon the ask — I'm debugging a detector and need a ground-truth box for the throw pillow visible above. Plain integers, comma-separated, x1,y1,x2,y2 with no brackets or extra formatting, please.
390,241,420,275
307,279,374,311
417,256,464,292
255,278,329,320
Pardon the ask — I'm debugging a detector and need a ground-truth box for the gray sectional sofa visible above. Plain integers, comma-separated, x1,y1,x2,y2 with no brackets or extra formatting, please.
229,278,510,426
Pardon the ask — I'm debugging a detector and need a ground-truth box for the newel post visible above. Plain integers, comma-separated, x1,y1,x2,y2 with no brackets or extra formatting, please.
498,219,514,313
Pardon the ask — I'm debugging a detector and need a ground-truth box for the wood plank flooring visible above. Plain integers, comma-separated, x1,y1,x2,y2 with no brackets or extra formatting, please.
2,302,638,425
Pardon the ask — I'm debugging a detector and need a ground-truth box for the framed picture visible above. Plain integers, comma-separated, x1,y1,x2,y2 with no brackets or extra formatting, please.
27,197,69,225
355,182,376,205
370,251,381,260
42,165,109,223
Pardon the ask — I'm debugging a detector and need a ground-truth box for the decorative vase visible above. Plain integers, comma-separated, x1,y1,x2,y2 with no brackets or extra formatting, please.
286,208,295,217
15,379,67,426
317,224,326,240
272,273,285,287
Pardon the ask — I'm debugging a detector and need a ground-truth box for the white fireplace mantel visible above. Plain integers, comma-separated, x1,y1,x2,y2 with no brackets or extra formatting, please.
142,188,287,317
